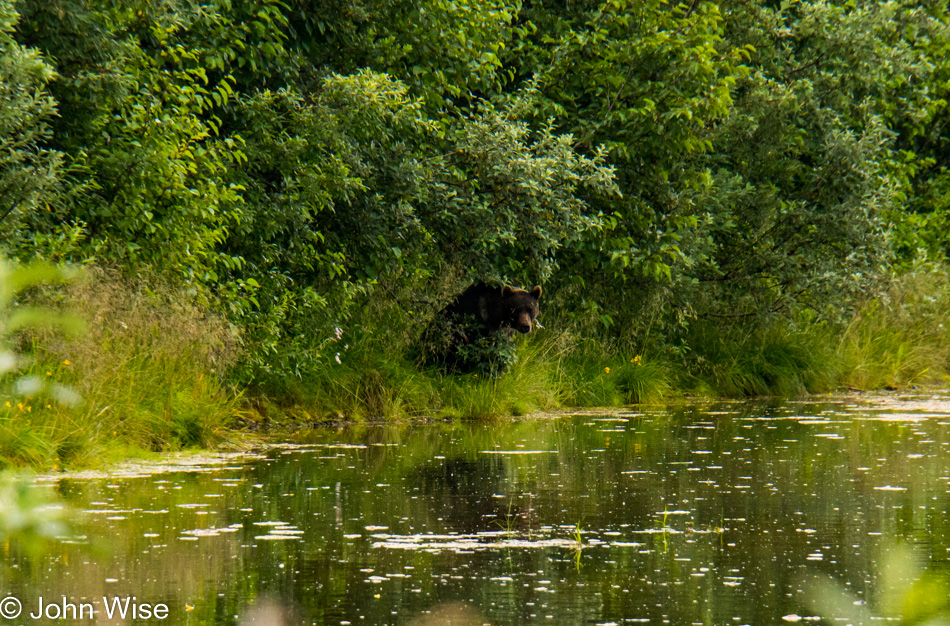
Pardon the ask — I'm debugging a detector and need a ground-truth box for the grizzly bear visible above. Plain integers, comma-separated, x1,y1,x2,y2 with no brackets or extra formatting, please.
423,282,543,374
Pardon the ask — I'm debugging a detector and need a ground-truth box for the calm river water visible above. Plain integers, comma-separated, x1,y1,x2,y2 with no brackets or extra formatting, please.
6,393,950,625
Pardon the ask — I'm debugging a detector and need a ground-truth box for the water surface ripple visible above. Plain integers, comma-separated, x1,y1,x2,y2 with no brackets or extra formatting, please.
10,393,950,625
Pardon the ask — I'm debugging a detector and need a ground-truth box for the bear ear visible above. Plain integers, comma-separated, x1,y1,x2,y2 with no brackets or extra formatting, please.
531,286,542,300
502,285,516,297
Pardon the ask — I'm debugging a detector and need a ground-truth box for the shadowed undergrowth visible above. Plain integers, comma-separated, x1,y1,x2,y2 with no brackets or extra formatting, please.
3,267,950,469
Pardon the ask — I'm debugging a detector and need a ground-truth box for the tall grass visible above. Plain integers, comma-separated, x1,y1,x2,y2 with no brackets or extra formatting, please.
251,327,564,424
251,315,671,424
1,269,240,468
683,318,838,397
555,333,672,406
835,269,950,389
3,264,950,470
682,267,950,395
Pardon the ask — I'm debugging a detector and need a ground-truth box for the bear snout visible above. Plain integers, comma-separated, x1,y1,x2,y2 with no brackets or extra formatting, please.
514,313,533,333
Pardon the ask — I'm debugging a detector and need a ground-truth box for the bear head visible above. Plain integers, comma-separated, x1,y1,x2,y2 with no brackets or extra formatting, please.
501,285,542,334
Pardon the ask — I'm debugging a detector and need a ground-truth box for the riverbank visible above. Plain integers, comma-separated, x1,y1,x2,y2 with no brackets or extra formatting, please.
2,268,949,470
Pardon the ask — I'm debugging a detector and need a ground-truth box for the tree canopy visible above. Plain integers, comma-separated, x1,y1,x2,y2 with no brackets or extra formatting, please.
4,0,949,382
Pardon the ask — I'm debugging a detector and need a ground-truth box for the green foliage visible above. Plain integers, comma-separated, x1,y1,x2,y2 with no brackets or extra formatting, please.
365,0,523,108
802,543,950,625
451,328,520,377
518,0,741,301
222,71,617,383
836,267,950,390
0,0,62,242
2,267,239,468
523,0,903,339
3,0,950,438
439,102,620,283
0,471,69,556
14,0,246,284
220,75,425,381
280,0,524,108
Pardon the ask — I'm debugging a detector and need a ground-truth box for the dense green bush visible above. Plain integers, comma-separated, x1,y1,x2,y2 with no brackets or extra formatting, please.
0,0,62,246
0,0,948,444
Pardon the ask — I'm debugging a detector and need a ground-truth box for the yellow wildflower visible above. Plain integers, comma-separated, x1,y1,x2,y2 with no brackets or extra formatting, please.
604,367,610,374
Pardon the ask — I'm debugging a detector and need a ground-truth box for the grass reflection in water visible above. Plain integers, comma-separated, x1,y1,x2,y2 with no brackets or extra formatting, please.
4,393,950,624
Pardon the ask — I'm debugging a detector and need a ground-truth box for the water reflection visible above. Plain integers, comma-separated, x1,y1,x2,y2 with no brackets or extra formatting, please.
3,393,950,624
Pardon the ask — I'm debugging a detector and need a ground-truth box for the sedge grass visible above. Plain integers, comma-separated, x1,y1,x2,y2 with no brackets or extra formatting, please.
1,269,241,468
835,269,950,389
4,265,950,469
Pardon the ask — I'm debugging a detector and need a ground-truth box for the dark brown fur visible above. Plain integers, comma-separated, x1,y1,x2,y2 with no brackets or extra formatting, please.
445,283,542,335
422,282,542,373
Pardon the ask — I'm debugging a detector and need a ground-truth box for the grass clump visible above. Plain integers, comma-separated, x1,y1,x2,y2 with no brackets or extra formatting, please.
251,329,563,424
555,331,672,406
835,268,950,390
5,261,950,471
683,319,838,397
677,267,950,396
1,268,240,468
440,335,563,418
